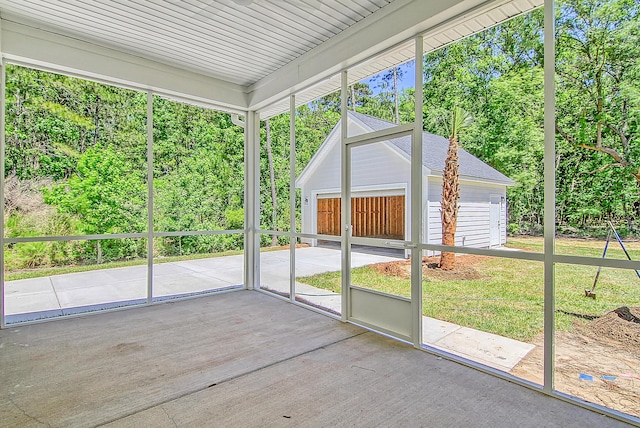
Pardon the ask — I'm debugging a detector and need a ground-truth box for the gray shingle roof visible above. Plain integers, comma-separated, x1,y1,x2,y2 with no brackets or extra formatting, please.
350,111,514,185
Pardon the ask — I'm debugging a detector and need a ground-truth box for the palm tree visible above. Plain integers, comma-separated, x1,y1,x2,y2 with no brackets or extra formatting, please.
440,107,473,270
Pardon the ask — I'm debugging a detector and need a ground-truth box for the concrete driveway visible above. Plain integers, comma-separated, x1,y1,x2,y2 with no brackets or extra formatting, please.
3,247,400,320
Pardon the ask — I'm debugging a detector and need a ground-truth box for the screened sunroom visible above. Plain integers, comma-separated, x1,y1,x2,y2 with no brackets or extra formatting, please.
0,0,639,426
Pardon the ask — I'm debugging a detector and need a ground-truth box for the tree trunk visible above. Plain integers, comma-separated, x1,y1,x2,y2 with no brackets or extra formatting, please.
350,85,356,111
440,135,460,270
393,67,400,124
93,100,100,147
96,240,102,264
265,119,278,246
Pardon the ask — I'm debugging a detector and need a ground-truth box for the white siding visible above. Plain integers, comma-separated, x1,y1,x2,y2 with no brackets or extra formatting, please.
300,130,342,241
300,118,412,238
425,178,507,249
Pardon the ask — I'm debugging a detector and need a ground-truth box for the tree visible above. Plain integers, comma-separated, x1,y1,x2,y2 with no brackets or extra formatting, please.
265,119,278,245
370,66,405,123
554,0,640,230
347,83,373,113
43,145,145,263
440,107,473,270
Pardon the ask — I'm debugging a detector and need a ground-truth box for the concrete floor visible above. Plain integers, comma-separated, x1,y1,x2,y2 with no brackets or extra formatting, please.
0,291,631,427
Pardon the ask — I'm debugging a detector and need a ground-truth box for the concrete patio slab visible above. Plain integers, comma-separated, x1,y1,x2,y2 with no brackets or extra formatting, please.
421,317,461,343
193,268,244,285
151,262,196,277
4,276,55,294
50,270,118,290
294,282,342,313
2,291,622,428
175,254,243,272
152,274,234,297
5,290,61,314
104,264,148,281
427,324,535,372
55,281,146,308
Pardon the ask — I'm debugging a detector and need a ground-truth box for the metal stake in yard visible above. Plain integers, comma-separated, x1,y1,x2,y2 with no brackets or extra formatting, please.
585,221,640,299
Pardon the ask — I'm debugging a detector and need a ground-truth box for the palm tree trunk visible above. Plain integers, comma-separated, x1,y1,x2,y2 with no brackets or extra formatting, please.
440,135,460,270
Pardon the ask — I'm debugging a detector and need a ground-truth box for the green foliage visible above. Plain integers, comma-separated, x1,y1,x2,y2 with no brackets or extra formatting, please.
152,96,245,240
554,0,640,231
4,66,249,269
4,64,146,180
419,1,640,233
43,144,146,235
225,208,245,230
4,0,640,272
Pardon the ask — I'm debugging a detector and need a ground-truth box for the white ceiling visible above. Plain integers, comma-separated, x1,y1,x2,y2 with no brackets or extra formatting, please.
260,0,541,118
0,0,541,116
0,0,395,87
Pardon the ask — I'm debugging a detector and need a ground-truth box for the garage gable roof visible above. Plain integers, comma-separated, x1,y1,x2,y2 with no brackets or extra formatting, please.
296,111,515,187
349,112,515,185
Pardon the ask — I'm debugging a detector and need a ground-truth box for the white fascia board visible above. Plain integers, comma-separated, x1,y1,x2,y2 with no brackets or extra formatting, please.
428,172,514,187
248,0,492,111
1,20,248,112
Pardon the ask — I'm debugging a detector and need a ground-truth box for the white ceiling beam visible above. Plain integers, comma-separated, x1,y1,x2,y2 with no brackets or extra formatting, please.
0,20,249,112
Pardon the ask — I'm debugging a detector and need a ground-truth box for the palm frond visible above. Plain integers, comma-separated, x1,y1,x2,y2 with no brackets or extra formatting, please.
447,106,473,139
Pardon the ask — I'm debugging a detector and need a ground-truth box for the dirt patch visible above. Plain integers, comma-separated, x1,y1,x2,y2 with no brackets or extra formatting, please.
281,243,310,249
370,254,486,281
370,260,411,277
421,255,487,281
577,306,640,353
511,307,640,418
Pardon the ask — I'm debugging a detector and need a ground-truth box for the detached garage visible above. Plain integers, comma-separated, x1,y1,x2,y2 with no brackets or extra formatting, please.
296,111,514,250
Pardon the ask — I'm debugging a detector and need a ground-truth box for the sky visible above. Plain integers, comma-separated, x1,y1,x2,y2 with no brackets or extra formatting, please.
362,60,416,96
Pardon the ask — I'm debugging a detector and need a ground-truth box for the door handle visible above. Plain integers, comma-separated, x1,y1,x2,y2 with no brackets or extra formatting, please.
385,241,416,249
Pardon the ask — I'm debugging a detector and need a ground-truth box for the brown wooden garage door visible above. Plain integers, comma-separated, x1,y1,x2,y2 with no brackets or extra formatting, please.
317,195,405,240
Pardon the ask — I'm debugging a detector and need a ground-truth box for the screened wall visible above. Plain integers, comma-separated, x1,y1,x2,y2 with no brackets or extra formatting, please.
1,0,638,423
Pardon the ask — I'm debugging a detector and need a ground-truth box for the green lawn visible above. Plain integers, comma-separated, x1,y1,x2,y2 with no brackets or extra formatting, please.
298,237,640,342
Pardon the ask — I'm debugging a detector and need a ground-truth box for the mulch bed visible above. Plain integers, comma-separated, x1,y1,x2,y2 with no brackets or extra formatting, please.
370,255,487,281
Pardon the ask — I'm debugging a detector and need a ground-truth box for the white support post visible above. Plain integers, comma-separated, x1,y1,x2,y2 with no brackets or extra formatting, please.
0,56,6,329
244,111,260,290
411,36,424,348
340,70,350,321
146,91,154,304
543,0,556,394
289,95,296,301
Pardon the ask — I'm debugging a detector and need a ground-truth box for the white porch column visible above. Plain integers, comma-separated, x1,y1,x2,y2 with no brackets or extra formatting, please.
0,27,6,328
340,70,350,322
411,36,424,347
543,0,556,394
245,111,261,290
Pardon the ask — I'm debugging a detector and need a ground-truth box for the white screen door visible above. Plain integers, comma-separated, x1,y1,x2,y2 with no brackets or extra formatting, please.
342,125,417,341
